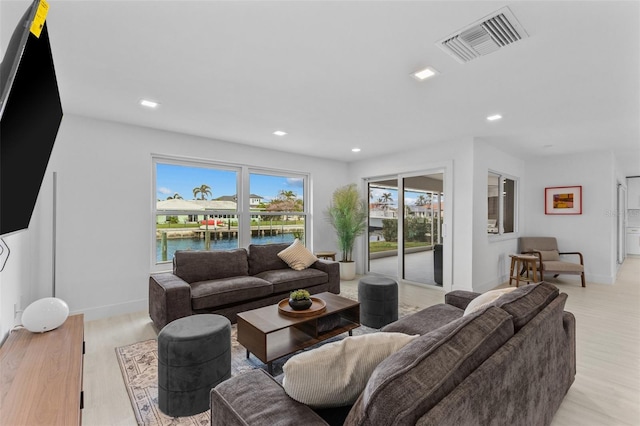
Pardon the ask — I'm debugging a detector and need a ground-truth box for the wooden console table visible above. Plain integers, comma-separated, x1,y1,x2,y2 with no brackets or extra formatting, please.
1,313,85,425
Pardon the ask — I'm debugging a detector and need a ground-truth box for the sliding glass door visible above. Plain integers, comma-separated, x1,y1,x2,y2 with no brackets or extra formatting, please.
402,175,443,284
367,171,444,286
368,178,399,277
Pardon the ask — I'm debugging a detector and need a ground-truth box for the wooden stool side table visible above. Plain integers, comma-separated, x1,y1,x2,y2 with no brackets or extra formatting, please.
315,251,336,261
509,254,539,287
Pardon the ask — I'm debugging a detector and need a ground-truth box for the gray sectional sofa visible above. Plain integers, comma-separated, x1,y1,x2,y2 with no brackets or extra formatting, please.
149,243,340,330
210,282,575,425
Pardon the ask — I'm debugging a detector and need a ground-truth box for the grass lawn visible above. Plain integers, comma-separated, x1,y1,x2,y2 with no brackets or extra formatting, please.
369,241,429,253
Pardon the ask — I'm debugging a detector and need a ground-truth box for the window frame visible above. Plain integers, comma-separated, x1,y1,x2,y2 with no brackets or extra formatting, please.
151,155,310,271
487,170,519,238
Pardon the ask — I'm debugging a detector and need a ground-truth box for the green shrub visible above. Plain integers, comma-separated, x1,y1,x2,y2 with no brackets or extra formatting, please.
404,217,429,242
382,219,397,242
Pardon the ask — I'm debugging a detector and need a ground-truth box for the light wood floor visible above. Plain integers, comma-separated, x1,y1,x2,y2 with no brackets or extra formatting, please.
82,257,640,425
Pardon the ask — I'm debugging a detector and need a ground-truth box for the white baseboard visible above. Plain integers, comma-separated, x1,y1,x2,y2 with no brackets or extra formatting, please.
585,274,615,285
471,274,508,294
72,298,147,321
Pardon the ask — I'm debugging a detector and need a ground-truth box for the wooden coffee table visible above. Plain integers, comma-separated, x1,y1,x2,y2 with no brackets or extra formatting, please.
237,292,360,374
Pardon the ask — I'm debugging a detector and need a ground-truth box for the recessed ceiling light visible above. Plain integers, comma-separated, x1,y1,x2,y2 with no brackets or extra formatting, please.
487,114,502,121
273,130,287,136
139,99,160,108
352,148,361,153
411,66,439,81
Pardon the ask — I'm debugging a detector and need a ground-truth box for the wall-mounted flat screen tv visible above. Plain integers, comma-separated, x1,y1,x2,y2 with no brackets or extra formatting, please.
0,0,63,237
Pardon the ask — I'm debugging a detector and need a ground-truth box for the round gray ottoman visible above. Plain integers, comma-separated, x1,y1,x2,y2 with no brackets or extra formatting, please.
358,276,399,328
157,314,231,417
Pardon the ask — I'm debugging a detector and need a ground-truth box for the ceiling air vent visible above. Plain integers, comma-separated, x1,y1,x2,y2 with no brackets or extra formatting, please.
437,7,528,63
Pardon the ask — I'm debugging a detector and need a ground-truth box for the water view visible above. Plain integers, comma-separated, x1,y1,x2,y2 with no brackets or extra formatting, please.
156,233,296,262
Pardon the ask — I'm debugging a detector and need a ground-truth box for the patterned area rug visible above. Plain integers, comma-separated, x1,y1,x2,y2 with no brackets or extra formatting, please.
115,290,421,425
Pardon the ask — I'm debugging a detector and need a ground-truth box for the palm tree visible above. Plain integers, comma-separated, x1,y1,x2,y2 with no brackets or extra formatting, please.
193,184,212,200
270,190,301,222
167,193,183,200
381,192,393,212
415,194,429,206
278,190,296,201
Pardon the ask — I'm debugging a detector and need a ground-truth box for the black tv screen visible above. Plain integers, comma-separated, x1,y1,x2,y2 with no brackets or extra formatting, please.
0,0,63,236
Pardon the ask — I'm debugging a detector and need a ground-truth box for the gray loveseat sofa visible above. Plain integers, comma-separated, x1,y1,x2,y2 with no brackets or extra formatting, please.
149,243,340,330
210,282,575,425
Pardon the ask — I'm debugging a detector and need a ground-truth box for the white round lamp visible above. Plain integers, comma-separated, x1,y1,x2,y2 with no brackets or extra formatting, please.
22,297,69,333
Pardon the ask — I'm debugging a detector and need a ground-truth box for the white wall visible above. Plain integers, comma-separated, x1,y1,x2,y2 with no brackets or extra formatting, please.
0,114,349,338
523,150,618,284
472,140,526,293
0,235,28,341
616,149,640,178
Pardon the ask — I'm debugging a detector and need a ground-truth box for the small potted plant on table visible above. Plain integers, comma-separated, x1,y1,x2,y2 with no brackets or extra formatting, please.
289,289,312,310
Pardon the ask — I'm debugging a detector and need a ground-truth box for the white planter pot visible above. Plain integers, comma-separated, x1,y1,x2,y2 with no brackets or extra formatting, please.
339,261,356,281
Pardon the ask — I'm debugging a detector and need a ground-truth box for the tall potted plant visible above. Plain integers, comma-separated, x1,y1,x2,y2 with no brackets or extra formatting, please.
325,183,368,280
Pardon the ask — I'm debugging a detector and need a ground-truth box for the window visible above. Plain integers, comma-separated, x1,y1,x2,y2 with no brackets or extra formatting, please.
153,156,308,267
250,172,306,245
488,171,517,235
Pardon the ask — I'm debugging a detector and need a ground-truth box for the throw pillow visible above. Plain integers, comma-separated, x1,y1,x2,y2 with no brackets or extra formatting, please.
277,239,318,271
282,332,419,408
535,249,560,261
492,282,559,330
463,287,517,316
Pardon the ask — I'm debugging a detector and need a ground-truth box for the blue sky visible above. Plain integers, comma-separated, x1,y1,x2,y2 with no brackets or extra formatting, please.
156,164,304,202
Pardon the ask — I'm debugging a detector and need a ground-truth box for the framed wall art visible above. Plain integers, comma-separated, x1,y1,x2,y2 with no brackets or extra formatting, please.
545,186,582,215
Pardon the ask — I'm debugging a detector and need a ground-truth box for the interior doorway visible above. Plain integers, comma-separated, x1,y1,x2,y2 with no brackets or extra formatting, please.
617,182,627,264
367,171,444,286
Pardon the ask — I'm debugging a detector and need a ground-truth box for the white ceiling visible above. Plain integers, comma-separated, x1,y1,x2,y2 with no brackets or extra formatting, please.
2,0,639,175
